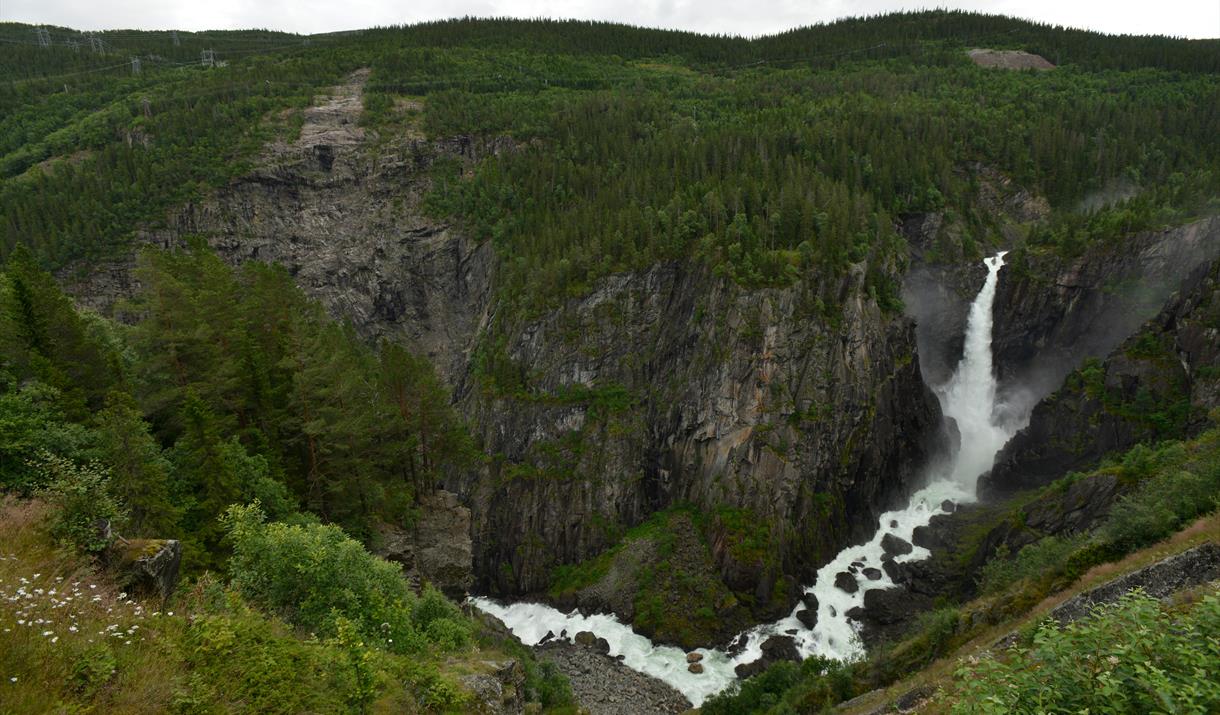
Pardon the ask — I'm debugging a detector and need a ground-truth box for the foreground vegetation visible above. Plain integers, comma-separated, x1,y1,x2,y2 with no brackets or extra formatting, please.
0,498,575,713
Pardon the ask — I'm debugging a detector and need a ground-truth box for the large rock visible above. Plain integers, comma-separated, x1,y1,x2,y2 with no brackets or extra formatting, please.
794,608,817,629
459,659,526,714
850,587,936,648
375,489,474,599
880,533,913,557
111,539,181,603
733,634,801,679
834,571,858,594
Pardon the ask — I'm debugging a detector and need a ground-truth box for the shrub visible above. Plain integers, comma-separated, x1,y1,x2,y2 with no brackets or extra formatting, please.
222,503,434,653
951,590,1220,714
1096,461,1220,553
978,534,1087,595
37,453,126,553
70,644,116,696
701,660,801,715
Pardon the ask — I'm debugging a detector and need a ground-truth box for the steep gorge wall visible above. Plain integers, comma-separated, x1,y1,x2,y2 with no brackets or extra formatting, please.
984,253,1220,496
63,74,948,637
453,259,945,614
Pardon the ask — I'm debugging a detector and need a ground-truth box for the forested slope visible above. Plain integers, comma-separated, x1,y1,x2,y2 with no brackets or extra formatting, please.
2,11,1220,712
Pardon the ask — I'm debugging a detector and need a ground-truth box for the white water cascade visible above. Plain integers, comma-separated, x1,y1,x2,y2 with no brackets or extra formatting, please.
472,252,1023,706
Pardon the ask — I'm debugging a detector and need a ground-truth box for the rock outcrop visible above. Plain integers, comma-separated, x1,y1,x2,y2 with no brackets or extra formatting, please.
110,538,182,603
984,253,1220,496
455,258,947,622
967,48,1055,70
374,489,474,599
991,217,1220,416
460,660,528,715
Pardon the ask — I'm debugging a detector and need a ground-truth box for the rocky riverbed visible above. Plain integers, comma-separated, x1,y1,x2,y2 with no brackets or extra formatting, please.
536,640,692,715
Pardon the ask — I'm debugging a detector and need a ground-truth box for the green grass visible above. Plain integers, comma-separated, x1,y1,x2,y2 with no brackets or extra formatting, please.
0,497,573,713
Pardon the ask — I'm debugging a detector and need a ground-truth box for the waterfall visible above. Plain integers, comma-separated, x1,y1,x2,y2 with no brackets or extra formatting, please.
472,253,1023,706
940,251,1010,486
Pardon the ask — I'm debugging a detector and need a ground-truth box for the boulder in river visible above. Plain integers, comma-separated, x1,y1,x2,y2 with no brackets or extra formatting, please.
734,635,801,679
795,608,817,629
686,652,703,663
862,567,882,581
881,533,913,557
834,571,858,594
688,662,704,674
574,631,597,647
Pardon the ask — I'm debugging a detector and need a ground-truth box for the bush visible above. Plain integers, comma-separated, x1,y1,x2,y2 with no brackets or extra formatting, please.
701,660,802,715
70,644,116,696
978,534,1087,595
1097,462,1220,552
222,503,473,656
37,453,126,553
951,590,1220,714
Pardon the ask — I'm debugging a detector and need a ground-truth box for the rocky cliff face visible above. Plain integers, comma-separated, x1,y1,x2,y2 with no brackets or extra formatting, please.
63,71,949,642
983,253,1220,496
64,70,501,382
991,217,1220,416
454,258,946,625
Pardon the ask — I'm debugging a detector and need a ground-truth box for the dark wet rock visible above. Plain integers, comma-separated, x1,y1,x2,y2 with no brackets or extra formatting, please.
881,533,913,557
734,635,801,679
862,567,882,581
795,608,817,629
853,587,936,648
595,637,611,654
834,571,859,594
889,520,899,529
802,594,818,612
912,521,950,550
845,606,865,621
881,558,902,583
686,652,703,663
574,631,597,647
733,659,767,680
941,500,956,513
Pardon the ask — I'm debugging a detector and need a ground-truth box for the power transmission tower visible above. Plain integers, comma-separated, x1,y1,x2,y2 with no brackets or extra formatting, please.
88,35,104,53
131,57,141,75
172,31,180,47
35,27,51,48
201,49,215,68
67,39,80,53
140,97,151,117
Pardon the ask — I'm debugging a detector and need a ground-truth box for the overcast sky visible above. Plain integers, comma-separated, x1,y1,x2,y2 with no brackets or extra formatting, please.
2,0,1217,39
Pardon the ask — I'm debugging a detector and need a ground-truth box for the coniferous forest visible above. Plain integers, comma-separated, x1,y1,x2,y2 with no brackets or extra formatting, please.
2,10,1220,714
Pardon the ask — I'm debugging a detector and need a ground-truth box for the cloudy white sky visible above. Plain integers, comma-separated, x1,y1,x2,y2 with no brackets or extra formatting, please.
2,0,1217,39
